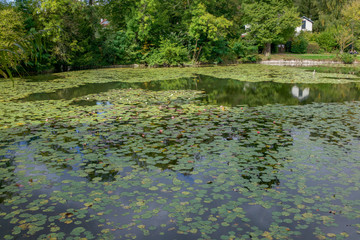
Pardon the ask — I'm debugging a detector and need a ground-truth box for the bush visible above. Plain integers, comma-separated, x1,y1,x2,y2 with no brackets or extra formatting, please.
315,29,337,52
340,53,356,64
291,35,308,54
102,30,133,65
307,42,321,54
230,39,259,63
145,39,189,66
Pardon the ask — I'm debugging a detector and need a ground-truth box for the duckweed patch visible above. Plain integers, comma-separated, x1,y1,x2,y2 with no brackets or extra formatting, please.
1,66,360,239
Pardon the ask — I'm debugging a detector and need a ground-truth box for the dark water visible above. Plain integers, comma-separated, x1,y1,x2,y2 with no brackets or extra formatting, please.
19,75,360,106
24,74,65,82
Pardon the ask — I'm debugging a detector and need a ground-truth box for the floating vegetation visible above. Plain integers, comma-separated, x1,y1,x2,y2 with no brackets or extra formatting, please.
0,65,360,239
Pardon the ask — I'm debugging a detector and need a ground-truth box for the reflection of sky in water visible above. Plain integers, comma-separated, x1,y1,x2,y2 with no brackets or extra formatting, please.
279,125,360,237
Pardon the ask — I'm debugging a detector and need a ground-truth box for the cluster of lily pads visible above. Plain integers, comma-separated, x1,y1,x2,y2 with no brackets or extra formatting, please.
1,65,360,239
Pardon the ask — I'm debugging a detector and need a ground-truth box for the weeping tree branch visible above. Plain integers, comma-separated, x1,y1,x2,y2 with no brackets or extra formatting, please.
0,29,49,83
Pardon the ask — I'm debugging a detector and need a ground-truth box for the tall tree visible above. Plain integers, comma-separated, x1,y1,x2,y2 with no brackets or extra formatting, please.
35,0,99,69
293,0,318,20
0,7,26,78
243,0,300,56
188,3,232,62
314,0,350,30
342,0,360,50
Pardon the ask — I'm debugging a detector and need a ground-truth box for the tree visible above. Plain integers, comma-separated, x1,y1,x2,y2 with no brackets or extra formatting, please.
293,0,318,21
342,0,360,51
243,0,300,56
188,3,232,62
35,0,99,69
314,0,350,30
0,7,25,46
0,7,26,78
334,25,352,53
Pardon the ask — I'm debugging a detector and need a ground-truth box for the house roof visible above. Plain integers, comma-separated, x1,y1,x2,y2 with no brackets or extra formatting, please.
100,18,110,26
301,16,313,23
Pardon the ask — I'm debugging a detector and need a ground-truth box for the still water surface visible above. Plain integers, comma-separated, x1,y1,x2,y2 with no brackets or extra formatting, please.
21,75,360,106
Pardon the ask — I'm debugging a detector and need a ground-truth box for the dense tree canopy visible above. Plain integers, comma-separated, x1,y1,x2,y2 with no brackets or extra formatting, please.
243,0,299,56
0,0,359,74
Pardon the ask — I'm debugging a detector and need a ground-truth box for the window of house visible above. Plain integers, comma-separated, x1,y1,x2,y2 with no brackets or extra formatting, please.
302,20,306,29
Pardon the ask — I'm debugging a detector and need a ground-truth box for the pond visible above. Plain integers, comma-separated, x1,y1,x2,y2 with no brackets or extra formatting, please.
1,65,360,239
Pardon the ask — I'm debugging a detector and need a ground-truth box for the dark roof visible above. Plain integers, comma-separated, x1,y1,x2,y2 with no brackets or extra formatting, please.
301,16,313,23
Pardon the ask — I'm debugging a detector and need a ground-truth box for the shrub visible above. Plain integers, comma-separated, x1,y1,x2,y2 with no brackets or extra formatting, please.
291,35,308,54
315,29,337,52
102,30,134,65
145,39,189,66
340,53,355,64
230,39,259,63
307,42,321,54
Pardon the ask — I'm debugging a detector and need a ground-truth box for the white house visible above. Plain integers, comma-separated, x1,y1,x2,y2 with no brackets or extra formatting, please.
295,16,313,34
100,18,110,27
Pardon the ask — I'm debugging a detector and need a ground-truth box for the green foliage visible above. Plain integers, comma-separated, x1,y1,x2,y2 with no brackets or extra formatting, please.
243,0,300,56
291,35,309,54
189,3,232,42
339,53,355,64
293,0,318,22
3,0,360,74
0,7,26,78
314,29,337,52
230,39,259,63
101,30,133,65
0,8,25,45
145,39,189,66
36,0,98,67
306,41,321,53
189,3,232,62
315,0,349,30
198,39,233,64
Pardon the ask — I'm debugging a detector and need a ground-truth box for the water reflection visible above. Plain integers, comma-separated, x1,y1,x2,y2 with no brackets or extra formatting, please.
19,75,360,107
291,86,310,101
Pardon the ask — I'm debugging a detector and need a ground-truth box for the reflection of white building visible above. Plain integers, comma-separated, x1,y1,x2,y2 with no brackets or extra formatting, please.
291,86,310,100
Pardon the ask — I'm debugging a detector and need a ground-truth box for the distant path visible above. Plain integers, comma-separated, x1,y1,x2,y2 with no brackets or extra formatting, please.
260,60,344,66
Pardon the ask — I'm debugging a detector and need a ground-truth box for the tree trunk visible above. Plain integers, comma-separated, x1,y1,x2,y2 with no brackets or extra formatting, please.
192,39,198,63
264,43,271,57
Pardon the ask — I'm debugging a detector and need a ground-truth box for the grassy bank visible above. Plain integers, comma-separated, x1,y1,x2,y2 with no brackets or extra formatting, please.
261,53,360,62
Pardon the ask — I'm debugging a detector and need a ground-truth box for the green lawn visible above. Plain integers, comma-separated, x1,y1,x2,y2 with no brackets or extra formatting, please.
297,54,337,60
264,53,360,62
263,53,337,61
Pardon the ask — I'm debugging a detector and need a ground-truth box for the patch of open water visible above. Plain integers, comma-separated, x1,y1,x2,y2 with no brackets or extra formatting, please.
19,75,360,107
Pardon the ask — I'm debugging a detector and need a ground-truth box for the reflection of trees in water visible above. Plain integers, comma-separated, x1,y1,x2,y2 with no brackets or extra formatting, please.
21,74,360,106
0,134,42,204
219,115,292,189
0,154,17,204
81,158,119,182
122,110,292,189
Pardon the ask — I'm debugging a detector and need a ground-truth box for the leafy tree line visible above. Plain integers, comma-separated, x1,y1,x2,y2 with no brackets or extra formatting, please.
1,0,360,76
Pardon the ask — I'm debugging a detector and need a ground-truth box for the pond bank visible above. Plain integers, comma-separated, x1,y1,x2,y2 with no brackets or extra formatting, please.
72,59,358,71
260,59,345,66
